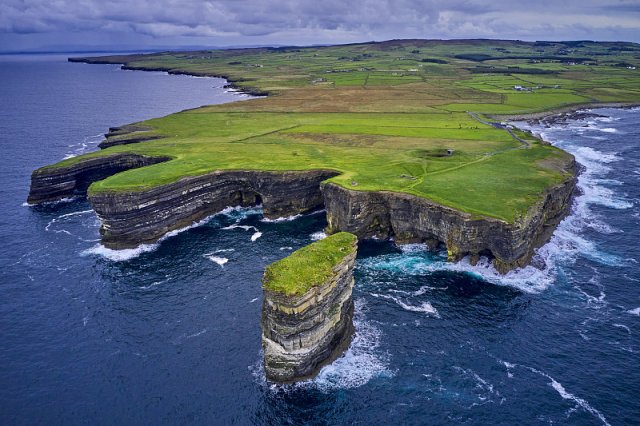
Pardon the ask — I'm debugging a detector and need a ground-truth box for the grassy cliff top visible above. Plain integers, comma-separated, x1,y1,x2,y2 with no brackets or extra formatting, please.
42,39,640,222
263,232,357,297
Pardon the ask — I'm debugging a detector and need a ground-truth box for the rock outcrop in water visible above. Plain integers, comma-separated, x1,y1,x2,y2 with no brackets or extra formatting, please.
261,232,357,383
321,158,576,273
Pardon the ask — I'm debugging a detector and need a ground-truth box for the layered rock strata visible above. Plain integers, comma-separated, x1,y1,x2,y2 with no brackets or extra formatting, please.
27,153,576,273
27,154,170,204
261,233,357,383
88,170,338,249
99,124,164,149
321,158,576,273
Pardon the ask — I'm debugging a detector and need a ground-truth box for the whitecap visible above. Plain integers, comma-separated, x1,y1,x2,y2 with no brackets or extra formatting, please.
219,205,263,220
613,324,631,334
499,360,611,426
83,243,159,261
186,328,208,338
627,307,640,316
251,231,262,241
370,293,440,317
261,213,302,223
311,300,393,390
311,231,327,241
221,224,256,231
547,376,610,426
139,279,168,290
398,243,430,253
206,256,228,266
84,212,218,261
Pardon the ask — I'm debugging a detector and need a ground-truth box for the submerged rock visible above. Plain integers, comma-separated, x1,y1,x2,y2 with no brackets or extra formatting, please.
261,232,357,383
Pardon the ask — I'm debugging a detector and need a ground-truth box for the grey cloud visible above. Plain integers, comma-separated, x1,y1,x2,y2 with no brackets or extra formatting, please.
0,0,638,50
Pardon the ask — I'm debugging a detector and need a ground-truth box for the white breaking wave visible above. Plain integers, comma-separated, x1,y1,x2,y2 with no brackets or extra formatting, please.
260,213,302,223
260,209,326,223
370,292,440,317
221,223,262,241
24,196,79,207
64,133,103,159
83,242,159,261
627,307,640,316
499,359,611,426
357,115,632,293
206,256,228,266
310,231,327,241
83,212,219,261
309,299,393,390
84,205,261,261
253,299,393,391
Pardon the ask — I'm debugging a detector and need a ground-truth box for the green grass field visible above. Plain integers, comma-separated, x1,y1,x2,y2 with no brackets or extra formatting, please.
262,232,357,296
44,39,640,222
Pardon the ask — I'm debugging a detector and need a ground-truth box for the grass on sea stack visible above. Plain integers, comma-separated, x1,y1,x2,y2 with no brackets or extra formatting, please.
263,232,357,297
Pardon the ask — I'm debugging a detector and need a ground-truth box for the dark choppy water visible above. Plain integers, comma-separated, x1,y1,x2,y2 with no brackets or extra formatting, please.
1,55,639,425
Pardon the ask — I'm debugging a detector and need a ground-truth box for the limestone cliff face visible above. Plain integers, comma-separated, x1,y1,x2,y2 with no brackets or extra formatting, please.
88,170,339,249
321,159,576,273
261,241,356,383
27,154,169,204
27,148,576,273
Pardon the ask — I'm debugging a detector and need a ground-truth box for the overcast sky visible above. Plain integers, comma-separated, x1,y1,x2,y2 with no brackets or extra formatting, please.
1,0,639,52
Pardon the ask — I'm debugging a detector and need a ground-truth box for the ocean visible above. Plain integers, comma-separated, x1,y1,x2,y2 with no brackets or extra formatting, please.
1,54,638,425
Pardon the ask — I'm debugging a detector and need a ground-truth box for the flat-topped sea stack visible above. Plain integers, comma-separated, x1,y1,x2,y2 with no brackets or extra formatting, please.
261,232,357,383
27,39,640,271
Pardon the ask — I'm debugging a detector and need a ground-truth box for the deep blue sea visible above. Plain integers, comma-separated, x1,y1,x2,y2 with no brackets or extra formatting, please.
1,55,639,425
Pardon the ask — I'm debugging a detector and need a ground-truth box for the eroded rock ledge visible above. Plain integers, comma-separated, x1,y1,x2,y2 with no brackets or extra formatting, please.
261,232,357,383
27,153,170,204
89,169,339,249
27,154,575,272
322,158,576,273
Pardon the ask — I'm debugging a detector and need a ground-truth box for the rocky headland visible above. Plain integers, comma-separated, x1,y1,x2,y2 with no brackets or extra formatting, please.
322,160,576,273
27,152,575,271
261,232,357,383
27,153,170,205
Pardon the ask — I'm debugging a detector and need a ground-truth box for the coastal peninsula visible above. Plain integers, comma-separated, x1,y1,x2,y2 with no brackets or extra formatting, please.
28,39,640,272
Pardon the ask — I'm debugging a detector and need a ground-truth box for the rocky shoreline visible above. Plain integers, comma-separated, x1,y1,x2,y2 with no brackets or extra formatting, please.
491,102,639,122
28,153,575,272
90,169,338,249
68,57,270,97
27,61,583,273
322,161,575,273
27,153,170,205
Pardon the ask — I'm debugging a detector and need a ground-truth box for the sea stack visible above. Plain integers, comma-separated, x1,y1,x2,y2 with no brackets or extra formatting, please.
261,232,357,383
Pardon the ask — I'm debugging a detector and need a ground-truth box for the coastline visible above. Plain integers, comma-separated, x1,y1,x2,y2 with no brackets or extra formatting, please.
491,102,640,122
26,57,585,273
68,56,270,97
